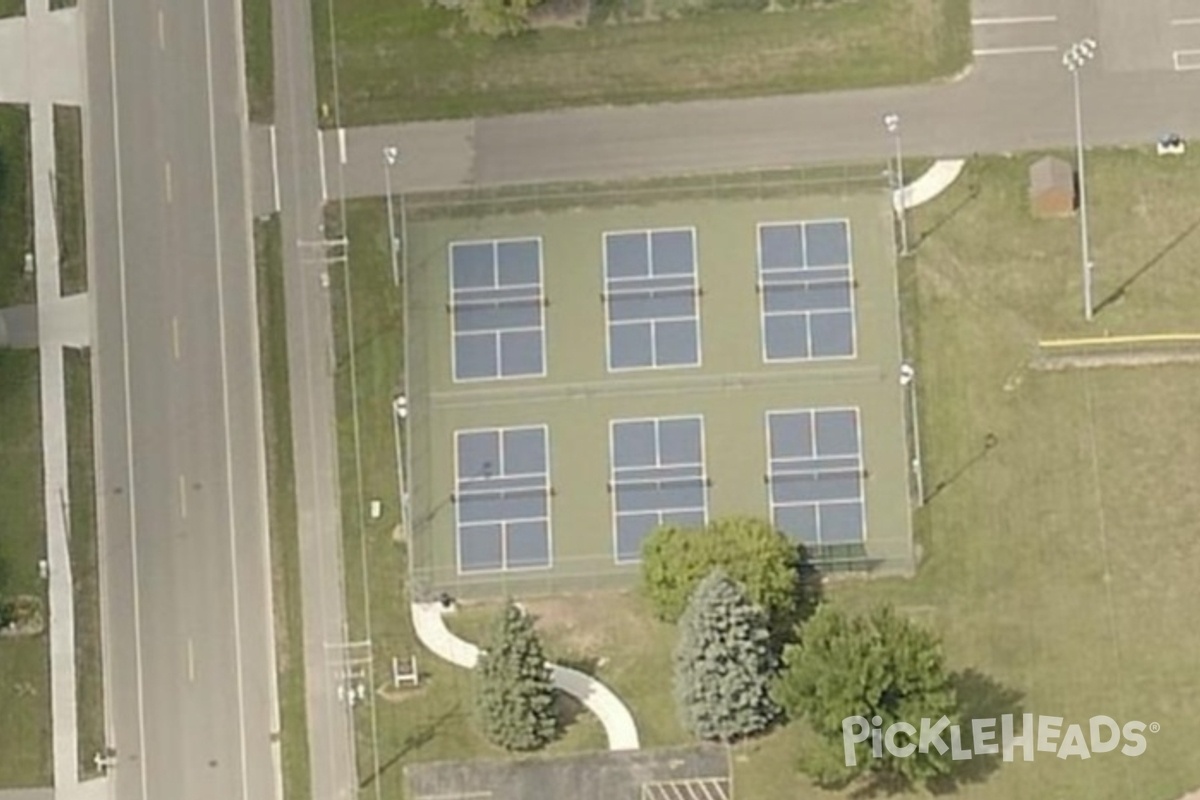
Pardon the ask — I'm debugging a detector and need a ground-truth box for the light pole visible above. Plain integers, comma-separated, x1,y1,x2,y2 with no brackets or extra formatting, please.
883,112,909,256
383,146,401,287
900,362,924,507
1063,38,1098,321
392,394,409,532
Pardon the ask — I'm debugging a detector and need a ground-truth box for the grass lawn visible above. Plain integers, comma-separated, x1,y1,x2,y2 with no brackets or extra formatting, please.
252,215,313,800
376,149,1200,799
0,0,22,18
63,347,104,779
54,105,87,296
242,0,274,122
0,352,51,788
312,0,971,124
445,594,683,749
327,199,609,798
736,149,1200,799
0,103,33,307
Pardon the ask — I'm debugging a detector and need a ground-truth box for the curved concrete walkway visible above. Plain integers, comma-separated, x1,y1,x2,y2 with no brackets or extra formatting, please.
893,158,966,214
411,602,641,751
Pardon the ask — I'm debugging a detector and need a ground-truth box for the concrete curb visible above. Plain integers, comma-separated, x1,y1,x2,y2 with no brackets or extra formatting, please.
411,602,641,751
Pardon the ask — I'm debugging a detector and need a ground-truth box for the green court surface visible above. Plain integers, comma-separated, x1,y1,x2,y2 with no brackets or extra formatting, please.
404,193,915,598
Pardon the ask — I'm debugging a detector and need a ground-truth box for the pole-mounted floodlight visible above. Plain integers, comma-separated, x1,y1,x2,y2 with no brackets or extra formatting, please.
383,147,401,286
898,362,923,506
1063,38,1098,321
882,113,909,256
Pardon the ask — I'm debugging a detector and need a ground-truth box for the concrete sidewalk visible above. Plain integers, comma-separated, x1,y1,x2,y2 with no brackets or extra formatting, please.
0,3,104,800
0,789,55,800
411,602,641,751
894,159,966,213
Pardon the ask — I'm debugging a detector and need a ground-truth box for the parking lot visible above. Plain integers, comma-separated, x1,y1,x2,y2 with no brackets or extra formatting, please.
970,0,1200,74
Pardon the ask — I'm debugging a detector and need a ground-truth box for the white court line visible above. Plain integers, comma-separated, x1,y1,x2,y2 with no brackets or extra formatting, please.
337,127,346,164
269,125,280,212
1170,18,1200,26
317,130,328,202
1174,49,1200,70
971,15,1057,25
973,45,1059,56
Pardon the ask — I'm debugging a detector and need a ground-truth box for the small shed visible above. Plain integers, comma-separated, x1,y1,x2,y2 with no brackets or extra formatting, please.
1029,155,1076,217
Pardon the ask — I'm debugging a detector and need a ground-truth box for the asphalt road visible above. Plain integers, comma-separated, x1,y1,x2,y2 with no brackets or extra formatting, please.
85,0,279,798
320,0,1200,195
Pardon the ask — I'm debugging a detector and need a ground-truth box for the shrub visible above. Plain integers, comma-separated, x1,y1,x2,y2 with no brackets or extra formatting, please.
641,516,804,632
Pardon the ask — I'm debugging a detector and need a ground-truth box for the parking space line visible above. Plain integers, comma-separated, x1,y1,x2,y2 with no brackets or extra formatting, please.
973,45,1059,56
971,15,1057,25
1174,49,1200,70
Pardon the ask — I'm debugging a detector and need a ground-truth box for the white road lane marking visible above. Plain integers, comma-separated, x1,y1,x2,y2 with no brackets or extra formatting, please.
1170,18,1200,26
187,638,195,682
107,0,152,791
164,161,173,203
971,15,1057,25
202,0,254,795
338,127,347,164
179,474,187,519
972,45,1059,56
158,10,166,50
172,316,180,360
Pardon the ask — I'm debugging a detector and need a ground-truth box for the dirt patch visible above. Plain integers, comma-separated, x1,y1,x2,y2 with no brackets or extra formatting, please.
520,592,643,654
1031,350,1200,371
0,595,44,637
530,0,590,28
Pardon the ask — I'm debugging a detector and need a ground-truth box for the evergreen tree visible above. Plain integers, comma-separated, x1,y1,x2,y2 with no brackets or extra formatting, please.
773,604,959,786
674,569,779,742
475,602,558,751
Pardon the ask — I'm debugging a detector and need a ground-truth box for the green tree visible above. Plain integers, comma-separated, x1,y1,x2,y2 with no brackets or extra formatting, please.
475,602,558,751
641,516,806,632
674,569,779,742
773,604,959,787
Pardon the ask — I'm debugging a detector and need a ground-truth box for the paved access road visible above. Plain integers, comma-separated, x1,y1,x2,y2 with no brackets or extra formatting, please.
321,0,1200,195
85,0,280,798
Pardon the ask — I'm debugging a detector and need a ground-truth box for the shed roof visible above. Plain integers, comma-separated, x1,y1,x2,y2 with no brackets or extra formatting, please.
1029,155,1074,194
